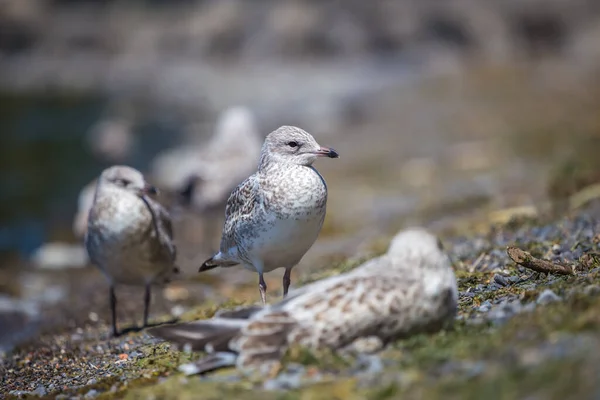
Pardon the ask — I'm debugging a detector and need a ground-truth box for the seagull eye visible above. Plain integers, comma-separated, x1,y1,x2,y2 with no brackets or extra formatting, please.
117,179,130,187
287,141,298,148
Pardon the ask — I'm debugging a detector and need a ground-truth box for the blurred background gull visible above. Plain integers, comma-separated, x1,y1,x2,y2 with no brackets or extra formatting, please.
1,0,600,351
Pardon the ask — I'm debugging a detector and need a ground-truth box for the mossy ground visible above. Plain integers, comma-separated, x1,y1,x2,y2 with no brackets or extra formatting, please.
4,204,600,400
5,209,600,399
124,279,600,400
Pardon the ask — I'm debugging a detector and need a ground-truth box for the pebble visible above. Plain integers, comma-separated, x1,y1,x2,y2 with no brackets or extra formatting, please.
478,300,492,313
487,300,523,325
493,274,509,287
84,389,99,398
536,289,562,305
33,385,46,396
129,351,142,359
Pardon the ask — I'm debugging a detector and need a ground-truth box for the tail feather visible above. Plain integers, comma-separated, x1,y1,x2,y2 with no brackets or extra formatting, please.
179,352,238,375
198,256,219,272
199,254,239,272
148,319,245,352
215,305,264,319
150,306,298,375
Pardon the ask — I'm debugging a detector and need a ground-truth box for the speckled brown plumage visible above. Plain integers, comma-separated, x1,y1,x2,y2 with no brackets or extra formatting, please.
150,228,458,375
85,165,178,336
199,126,339,304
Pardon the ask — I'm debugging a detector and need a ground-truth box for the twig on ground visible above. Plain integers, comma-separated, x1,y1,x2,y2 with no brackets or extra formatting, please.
506,246,575,276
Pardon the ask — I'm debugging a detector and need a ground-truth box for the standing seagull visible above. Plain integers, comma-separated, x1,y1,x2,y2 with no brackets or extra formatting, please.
85,166,178,336
199,126,339,304
150,228,458,374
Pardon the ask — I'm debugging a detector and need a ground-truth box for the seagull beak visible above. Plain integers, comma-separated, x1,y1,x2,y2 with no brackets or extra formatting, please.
314,146,339,158
142,183,159,196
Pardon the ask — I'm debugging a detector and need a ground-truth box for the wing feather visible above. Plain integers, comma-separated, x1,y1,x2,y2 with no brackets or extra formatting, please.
220,173,261,253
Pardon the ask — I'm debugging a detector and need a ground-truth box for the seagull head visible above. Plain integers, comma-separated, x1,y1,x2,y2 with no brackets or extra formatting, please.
260,126,339,168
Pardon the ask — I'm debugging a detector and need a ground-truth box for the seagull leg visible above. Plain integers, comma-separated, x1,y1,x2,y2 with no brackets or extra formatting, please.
283,268,292,298
258,273,268,305
143,283,151,328
109,285,119,337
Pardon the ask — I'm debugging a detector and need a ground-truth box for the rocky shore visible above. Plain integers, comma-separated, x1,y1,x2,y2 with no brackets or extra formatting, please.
3,197,600,399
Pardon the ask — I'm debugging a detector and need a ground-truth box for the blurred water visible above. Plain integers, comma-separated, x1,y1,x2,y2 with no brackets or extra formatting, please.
0,92,108,261
0,91,192,263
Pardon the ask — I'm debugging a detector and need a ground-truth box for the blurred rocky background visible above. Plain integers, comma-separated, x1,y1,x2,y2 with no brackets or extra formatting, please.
2,0,600,374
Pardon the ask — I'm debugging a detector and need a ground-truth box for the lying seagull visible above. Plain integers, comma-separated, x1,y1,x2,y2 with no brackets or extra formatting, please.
85,165,178,336
198,126,339,304
150,228,458,374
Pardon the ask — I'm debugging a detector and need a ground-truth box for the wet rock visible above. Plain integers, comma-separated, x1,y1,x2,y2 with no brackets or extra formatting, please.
536,289,562,305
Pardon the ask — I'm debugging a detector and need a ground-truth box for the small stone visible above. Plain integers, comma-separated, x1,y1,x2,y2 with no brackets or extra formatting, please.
487,283,501,291
9,390,31,397
487,300,523,325
536,289,562,305
478,300,492,313
129,351,142,359
84,389,99,398
88,312,99,322
33,385,46,396
493,274,509,287
86,378,97,385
